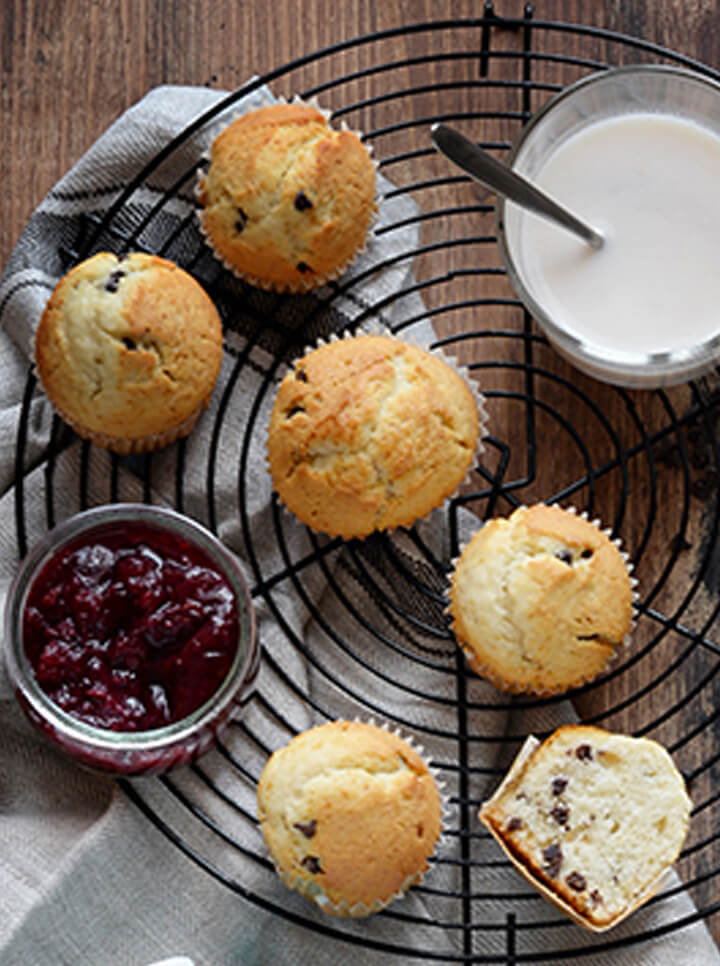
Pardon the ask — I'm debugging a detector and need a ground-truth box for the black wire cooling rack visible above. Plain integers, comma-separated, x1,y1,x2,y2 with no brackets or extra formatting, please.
11,6,720,963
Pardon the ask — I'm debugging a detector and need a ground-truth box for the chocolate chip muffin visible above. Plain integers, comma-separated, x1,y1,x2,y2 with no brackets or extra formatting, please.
195,101,377,291
256,720,444,916
448,504,634,695
35,252,223,454
479,725,691,931
266,333,483,539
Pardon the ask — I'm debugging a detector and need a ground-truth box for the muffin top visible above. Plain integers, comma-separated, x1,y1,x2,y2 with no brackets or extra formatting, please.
196,102,376,291
35,252,223,450
448,504,634,694
257,720,443,915
479,725,691,930
266,334,481,538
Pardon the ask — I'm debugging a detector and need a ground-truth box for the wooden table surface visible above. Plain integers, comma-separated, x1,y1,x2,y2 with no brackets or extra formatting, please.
4,0,720,956
5,0,720,272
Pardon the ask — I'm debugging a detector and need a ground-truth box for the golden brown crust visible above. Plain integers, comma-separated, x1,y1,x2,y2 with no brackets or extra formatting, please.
256,720,443,915
35,252,223,453
448,504,634,695
266,334,480,538
478,726,691,931
196,102,376,291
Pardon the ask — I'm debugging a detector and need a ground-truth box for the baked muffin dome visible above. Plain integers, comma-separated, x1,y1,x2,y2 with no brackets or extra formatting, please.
266,333,481,538
34,252,223,454
257,720,443,916
448,504,634,694
479,725,691,931
196,102,376,291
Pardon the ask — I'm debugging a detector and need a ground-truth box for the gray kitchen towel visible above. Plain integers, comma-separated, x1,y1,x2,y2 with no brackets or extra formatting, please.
0,85,717,965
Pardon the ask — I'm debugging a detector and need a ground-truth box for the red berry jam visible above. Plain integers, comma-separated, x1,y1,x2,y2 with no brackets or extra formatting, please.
22,522,239,732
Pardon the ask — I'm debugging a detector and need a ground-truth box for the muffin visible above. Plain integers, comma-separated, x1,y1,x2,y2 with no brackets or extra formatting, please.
35,252,223,454
195,101,376,291
266,333,482,539
479,725,691,931
448,504,634,694
256,720,443,916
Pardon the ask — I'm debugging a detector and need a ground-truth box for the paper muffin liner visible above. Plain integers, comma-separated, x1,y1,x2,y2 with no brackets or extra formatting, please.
266,326,489,539
478,732,680,932
445,503,639,697
194,93,380,293
266,715,450,918
37,391,209,455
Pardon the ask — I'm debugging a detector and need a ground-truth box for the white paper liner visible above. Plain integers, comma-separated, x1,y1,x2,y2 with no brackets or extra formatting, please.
263,716,450,918
446,503,638,696
266,326,489,539
478,732,682,932
48,403,207,455
194,93,380,293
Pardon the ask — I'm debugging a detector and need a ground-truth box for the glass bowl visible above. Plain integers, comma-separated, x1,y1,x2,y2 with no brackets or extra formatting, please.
496,64,720,388
3,503,258,776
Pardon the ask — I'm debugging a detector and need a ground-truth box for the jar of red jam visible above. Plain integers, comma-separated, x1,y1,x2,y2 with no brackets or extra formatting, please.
4,504,258,776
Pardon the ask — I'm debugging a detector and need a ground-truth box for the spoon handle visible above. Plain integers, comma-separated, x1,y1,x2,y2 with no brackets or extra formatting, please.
431,123,604,250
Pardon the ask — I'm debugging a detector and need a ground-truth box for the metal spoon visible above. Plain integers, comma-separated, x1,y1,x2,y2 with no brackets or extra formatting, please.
430,122,604,251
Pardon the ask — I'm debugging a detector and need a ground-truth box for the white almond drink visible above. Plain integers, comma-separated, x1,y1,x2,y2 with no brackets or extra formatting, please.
507,110,720,377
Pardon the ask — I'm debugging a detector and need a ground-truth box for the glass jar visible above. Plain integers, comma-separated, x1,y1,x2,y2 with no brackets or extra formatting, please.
4,503,258,776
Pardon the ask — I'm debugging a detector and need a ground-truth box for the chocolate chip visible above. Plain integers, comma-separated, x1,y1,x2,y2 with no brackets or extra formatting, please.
506,817,523,832
580,548,594,559
296,261,312,274
542,843,563,878
105,270,125,293
551,776,568,796
590,889,603,905
576,633,599,641
556,549,573,565
122,337,137,351
575,744,594,762
235,207,248,232
295,367,308,382
550,803,569,826
294,190,313,211
565,871,587,892
286,406,306,418
293,820,317,838
301,855,323,874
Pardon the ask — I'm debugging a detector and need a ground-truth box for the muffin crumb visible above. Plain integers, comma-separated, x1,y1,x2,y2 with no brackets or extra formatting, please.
479,726,691,931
